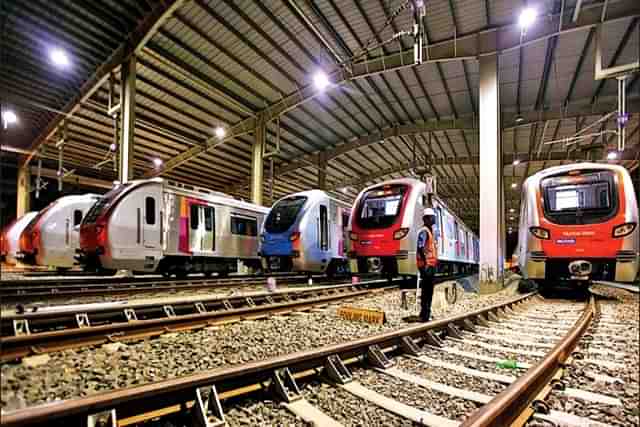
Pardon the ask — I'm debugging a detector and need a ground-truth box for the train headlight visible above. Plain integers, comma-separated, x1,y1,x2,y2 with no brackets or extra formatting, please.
393,228,410,240
529,227,550,240
613,223,636,238
349,232,358,241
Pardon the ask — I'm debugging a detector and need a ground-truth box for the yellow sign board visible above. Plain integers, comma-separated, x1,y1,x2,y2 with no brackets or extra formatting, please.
337,306,386,325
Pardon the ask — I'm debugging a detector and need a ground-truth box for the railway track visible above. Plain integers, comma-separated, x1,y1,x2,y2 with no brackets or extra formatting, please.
0,279,400,362
3,288,634,427
0,273,321,304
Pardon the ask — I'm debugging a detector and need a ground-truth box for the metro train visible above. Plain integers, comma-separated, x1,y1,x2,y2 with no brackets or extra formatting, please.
517,162,639,285
260,190,351,276
18,194,102,271
1,211,39,265
348,178,479,277
77,178,269,277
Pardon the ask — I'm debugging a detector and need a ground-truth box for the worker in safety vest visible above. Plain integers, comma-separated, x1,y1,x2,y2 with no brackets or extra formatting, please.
417,208,438,322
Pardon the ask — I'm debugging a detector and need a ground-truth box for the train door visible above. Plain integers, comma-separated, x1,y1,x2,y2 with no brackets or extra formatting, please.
189,204,201,252
319,204,329,251
454,221,460,257
340,209,349,256
202,206,215,252
68,208,83,249
142,195,160,249
432,206,441,255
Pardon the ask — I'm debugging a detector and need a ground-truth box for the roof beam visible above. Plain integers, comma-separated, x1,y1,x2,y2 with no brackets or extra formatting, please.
152,0,639,177
328,144,640,191
271,100,639,179
22,0,185,166
32,167,113,189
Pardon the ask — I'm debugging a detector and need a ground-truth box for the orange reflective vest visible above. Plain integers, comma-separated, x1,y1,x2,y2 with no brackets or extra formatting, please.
417,227,438,269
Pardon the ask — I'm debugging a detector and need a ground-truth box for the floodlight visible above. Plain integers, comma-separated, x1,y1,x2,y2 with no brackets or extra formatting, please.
2,110,17,128
50,48,70,67
519,8,537,29
314,71,330,91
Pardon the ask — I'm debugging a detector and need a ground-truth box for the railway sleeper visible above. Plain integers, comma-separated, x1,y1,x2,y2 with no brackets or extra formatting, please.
192,386,225,427
367,344,393,369
86,409,117,427
13,319,30,336
324,355,353,385
271,367,302,403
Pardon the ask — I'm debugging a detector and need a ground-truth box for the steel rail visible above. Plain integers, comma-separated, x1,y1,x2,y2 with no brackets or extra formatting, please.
461,295,596,427
0,292,536,427
0,274,314,303
0,271,303,289
0,282,378,330
0,282,397,362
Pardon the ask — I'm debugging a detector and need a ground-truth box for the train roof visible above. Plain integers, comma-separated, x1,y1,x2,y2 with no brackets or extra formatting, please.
115,178,269,213
524,162,632,187
272,189,351,208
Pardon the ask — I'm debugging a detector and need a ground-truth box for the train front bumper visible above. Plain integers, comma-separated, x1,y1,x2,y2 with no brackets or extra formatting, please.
349,250,417,276
524,251,640,283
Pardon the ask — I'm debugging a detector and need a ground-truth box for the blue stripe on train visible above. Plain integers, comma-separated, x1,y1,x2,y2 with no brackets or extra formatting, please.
261,232,293,256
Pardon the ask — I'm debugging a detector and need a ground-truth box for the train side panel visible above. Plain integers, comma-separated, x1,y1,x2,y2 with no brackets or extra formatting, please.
32,195,101,268
4,212,38,265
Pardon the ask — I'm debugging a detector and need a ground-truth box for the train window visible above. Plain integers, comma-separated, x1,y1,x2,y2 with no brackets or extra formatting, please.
265,196,307,233
231,217,257,236
356,184,407,229
320,205,328,250
541,171,617,225
204,207,214,232
145,197,156,225
190,204,199,229
73,210,83,226
342,212,350,229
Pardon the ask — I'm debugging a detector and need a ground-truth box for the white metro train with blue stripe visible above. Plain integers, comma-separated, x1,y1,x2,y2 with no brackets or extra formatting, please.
260,190,351,276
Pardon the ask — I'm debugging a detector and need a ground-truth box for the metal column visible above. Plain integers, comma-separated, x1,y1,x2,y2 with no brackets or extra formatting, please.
479,54,504,288
251,113,266,206
16,160,31,217
119,56,136,183
318,152,327,190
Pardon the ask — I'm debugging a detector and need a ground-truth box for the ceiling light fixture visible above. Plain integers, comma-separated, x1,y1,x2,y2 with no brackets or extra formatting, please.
314,71,330,91
2,110,17,129
519,8,537,30
607,151,618,160
50,48,70,68
153,158,163,167
215,126,226,139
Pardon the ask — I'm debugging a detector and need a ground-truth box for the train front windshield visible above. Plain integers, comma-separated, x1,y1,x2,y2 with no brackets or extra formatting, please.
356,185,407,229
265,196,307,233
83,184,130,224
542,171,617,225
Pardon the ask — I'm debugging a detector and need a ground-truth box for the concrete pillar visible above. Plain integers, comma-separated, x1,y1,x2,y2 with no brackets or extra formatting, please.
251,113,265,205
478,54,504,289
17,161,31,217
318,151,327,190
119,56,136,183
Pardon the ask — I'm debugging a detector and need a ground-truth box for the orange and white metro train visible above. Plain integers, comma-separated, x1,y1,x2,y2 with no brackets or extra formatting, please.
516,163,639,286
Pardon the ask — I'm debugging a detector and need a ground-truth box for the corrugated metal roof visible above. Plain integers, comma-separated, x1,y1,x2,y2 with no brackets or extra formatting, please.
4,0,639,230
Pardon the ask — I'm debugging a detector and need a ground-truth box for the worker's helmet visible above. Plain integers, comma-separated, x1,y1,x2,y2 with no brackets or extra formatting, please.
422,208,435,217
